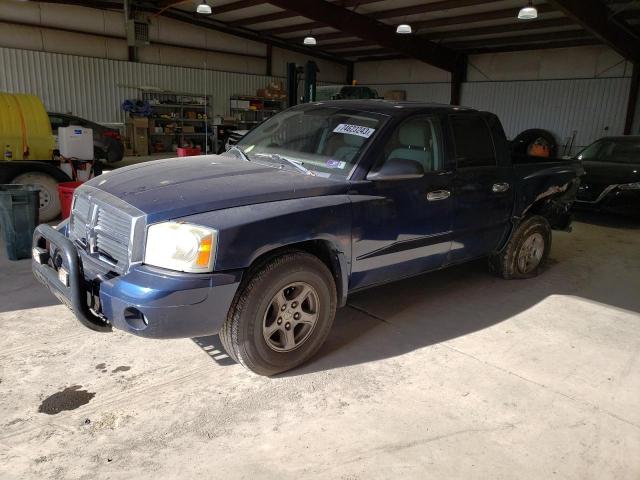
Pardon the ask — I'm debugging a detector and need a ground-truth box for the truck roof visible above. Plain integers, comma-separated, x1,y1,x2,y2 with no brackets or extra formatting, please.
307,99,478,115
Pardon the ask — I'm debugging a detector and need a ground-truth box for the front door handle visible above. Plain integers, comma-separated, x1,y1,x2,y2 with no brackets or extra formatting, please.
426,190,451,201
492,182,510,193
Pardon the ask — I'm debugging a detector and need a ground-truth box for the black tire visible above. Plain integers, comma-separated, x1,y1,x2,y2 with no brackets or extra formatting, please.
490,215,552,280
511,129,558,158
219,251,337,376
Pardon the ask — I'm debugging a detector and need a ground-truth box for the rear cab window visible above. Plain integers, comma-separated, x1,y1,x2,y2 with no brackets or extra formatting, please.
450,115,497,168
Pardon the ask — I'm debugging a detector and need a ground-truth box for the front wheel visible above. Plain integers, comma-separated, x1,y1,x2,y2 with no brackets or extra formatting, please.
490,215,552,279
220,251,337,376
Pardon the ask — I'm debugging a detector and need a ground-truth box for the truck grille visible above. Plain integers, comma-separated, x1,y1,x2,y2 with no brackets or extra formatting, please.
95,206,131,269
69,191,139,275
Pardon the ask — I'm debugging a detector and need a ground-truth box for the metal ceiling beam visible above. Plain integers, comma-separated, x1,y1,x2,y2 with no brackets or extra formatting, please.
230,0,384,26
267,0,464,72
461,38,600,54
324,19,581,51
368,0,487,20
272,0,516,36
425,17,577,40
445,30,594,50
234,0,484,27
290,4,556,43
339,47,393,57
547,0,640,62
212,0,269,15
137,1,353,65
37,0,123,9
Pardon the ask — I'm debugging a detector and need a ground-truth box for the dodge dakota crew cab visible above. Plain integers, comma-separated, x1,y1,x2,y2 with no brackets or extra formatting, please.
33,100,583,375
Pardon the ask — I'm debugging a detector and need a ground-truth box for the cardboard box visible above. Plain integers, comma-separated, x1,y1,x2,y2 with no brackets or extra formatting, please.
185,111,197,119
132,117,149,127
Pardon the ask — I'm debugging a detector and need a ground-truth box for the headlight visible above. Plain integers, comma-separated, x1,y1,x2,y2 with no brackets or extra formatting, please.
144,222,217,273
618,182,640,191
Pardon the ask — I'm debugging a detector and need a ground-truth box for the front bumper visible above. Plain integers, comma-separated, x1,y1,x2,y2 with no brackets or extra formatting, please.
575,186,639,216
32,224,241,339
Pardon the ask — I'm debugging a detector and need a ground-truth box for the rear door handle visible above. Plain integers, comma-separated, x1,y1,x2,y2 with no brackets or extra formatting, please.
426,190,451,201
492,182,510,193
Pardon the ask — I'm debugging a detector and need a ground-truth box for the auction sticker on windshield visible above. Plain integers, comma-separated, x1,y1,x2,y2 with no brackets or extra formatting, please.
333,124,376,138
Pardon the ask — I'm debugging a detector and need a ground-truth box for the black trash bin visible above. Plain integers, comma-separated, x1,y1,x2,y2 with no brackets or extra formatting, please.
0,184,40,261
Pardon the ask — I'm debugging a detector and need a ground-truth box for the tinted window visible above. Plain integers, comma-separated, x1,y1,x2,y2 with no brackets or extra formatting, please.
601,140,640,164
381,116,443,173
450,115,496,168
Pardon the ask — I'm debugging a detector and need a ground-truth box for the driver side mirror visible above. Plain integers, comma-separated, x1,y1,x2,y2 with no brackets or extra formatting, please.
366,158,424,181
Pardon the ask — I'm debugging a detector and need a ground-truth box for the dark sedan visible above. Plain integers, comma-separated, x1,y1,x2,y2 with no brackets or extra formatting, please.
49,112,125,163
575,136,640,216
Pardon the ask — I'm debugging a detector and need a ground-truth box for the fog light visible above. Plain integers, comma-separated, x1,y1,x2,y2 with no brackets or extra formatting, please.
58,267,70,287
124,307,148,330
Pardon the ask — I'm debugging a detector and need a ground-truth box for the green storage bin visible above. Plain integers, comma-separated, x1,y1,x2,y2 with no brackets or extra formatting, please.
0,184,40,261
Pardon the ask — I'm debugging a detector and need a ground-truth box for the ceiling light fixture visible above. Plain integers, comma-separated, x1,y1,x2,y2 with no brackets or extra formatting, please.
197,0,212,15
518,1,538,20
303,36,317,45
396,24,413,34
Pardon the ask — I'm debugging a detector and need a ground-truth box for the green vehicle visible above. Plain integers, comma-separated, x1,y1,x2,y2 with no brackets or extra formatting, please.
316,85,380,101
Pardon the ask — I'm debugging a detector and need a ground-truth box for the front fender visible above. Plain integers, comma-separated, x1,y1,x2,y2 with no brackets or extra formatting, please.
179,195,353,290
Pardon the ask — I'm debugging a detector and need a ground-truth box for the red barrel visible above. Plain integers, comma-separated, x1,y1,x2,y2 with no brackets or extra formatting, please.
57,181,83,219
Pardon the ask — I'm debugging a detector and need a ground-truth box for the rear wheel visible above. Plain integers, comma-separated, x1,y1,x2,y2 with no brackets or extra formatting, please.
490,215,552,279
219,251,337,376
11,172,61,222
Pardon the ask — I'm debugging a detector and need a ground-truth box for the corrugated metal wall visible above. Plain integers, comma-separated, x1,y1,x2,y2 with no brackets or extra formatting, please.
365,83,451,104
0,46,286,123
1,46,631,150
462,78,632,152
364,77,630,153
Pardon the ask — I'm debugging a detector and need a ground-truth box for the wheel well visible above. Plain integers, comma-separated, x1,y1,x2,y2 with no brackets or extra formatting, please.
245,240,346,305
525,194,572,231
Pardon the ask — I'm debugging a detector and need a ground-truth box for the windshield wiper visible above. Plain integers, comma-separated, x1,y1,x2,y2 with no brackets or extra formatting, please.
270,153,315,176
228,145,251,162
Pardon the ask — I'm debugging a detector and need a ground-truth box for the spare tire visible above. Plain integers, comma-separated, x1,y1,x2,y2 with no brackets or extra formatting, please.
511,129,558,158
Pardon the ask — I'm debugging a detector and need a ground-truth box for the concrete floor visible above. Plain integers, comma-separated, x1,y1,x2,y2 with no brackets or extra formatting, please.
0,212,639,479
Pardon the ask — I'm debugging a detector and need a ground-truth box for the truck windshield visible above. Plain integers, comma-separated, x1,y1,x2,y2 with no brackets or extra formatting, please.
236,105,385,178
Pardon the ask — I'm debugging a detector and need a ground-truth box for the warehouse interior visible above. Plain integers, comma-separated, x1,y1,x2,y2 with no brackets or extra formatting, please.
0,0,639,478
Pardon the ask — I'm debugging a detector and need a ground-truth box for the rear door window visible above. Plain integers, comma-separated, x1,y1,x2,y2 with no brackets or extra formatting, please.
450,115,496,168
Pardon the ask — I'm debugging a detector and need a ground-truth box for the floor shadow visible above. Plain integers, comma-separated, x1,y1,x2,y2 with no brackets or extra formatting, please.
190,214,640,376
0,253,59,314
191,335,236,367
573,209,640,229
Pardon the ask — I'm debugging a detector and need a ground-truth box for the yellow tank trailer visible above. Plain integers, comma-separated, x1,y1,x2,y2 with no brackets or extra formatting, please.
0,93,70,221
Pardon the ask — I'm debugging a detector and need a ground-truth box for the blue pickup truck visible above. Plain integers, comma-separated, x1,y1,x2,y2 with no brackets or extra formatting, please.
33,100,582,375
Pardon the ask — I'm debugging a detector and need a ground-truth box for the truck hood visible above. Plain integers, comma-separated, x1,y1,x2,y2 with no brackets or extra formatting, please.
84,155,349,221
